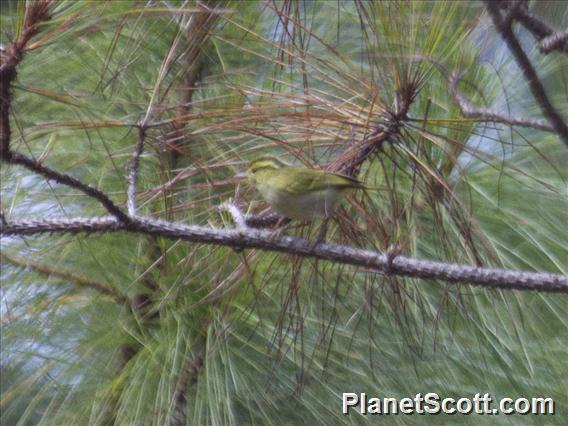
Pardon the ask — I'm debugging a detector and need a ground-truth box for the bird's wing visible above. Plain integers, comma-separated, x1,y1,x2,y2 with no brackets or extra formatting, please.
283,168,364,193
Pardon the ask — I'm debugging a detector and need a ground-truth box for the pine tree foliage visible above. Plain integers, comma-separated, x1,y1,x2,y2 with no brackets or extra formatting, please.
1,1,567,424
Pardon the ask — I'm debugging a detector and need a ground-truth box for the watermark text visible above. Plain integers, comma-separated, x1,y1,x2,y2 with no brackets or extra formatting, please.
342,392,555,416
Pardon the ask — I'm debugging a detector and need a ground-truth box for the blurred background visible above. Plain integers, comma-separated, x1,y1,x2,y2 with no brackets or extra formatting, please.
1,1,567,424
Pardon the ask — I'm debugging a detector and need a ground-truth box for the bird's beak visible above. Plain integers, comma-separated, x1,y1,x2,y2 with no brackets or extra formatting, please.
234,171,246,179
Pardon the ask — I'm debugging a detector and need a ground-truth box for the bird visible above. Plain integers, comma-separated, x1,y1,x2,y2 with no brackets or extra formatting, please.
240,155,372,221
236,155,386,245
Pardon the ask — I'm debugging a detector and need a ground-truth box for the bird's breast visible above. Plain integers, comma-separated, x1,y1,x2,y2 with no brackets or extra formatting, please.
257,184,343,220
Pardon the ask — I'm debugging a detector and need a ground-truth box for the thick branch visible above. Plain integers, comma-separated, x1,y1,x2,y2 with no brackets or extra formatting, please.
449,70,554,132
485,1,568,146
2,216,566,293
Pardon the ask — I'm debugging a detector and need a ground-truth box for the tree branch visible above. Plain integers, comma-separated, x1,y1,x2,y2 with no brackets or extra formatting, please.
509,4,568,54
2,216,566,293
245,212,287,228
5,151,131,223
0,1,130,223
0,0,53,157
127,126,146,216
539,29,568,55
449,70,554,132
485,1,568,146
172,343,205,426
1,251,127,303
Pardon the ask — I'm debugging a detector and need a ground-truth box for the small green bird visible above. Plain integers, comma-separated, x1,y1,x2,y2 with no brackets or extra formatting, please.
240,155,375,221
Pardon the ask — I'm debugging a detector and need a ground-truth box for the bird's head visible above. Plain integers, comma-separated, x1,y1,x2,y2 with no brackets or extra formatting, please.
238,155,289,186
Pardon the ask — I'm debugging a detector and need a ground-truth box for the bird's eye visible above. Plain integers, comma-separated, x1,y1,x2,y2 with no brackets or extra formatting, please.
251,169,256,174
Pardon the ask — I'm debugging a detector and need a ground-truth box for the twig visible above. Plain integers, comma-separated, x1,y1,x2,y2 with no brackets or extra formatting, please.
449,70,554,132
245,212,288,228
485,1,568,146
5,151,131,223
172,344,205,426
0,0,53,157
539,29,568,55
511,5,568,54
127,126,146,216
2,216,566,293
1,251,127,303
0,1,130,223
166,8,226,424
218,202,248,229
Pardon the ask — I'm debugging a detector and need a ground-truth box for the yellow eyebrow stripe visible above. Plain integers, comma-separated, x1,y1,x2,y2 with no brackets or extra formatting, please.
251,160,279,169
